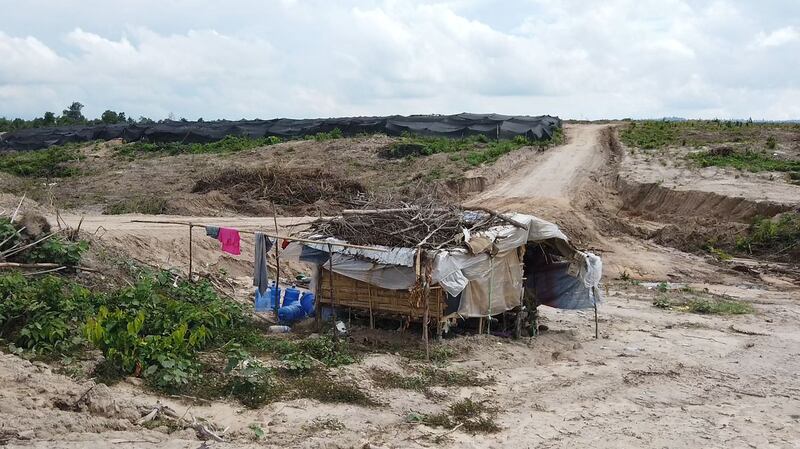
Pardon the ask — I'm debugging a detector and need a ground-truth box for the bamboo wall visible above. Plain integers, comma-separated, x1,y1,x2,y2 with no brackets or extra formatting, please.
317,269,446,321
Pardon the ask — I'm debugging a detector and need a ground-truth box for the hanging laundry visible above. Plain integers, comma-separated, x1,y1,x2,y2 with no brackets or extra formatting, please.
217,228,241,255
253,232,273,294
205,226,220,239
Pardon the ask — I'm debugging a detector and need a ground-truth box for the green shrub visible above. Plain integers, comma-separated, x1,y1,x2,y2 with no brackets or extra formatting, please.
689,149,800,173
736,213,800,256
120,135,282,156
0,144,84,177
0,273,94,354
23,237,88,266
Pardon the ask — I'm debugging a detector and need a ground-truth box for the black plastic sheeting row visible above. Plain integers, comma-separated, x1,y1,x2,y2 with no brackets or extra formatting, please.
0,113,561,152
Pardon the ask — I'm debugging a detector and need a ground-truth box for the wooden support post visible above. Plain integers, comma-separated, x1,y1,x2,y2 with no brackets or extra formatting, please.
328,243,338,342
422,256,431,361
487,255,494,335
188,224,193,281
593,287,599,339
272,205,281,314
314,265,322,331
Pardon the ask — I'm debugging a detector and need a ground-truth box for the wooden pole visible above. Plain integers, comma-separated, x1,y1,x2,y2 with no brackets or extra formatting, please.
188,224,193,281
487,255,494,335
129,219,387,251
328,243,338,342
272,202,281,313
422,255,430,361
593,287,599,339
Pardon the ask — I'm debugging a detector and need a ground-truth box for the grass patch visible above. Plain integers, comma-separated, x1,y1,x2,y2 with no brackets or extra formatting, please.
387,129,563,167
410,398,500,434
682,299,753,315
652,294,753,315
0,143,86,177
620,120,800,150
370,365,493,393
735,213,800,257
118,135,282,157
689,148,800,173
103,196,169,215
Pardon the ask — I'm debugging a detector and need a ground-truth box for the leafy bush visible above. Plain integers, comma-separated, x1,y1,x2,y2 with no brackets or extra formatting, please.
120,135,282,157
23,237,89,266
0,273,94,354
387,129,562,166
308,128,344,141
0,144,84,177
689,149,800,173
736,213,800,257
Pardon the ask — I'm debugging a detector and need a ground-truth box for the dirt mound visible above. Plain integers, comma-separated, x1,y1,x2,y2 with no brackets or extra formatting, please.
191,166,366,215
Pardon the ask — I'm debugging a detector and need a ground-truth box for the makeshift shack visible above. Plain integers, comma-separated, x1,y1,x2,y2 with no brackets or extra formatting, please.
283,203,602,337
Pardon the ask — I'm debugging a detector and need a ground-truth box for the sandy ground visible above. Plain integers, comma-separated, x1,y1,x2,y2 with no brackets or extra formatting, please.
1,125,799,448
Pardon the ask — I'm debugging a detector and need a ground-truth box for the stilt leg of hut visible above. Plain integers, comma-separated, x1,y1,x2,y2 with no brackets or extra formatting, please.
188,224,193,281
315,265,322,331
593,288,599,339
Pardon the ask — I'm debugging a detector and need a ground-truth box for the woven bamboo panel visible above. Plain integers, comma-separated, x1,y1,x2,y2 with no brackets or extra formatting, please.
318,269,445,320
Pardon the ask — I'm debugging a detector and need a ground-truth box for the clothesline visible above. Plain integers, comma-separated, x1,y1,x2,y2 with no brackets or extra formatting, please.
129,219,388,252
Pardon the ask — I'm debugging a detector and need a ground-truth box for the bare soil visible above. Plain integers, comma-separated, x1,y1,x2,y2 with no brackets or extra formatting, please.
1,124,799,448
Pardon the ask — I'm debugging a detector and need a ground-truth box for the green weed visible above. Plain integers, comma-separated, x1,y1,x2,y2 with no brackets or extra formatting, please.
119,135,282,157
414,398,500,433
103,196,169,215
0,143,86,177
689,149,800,173
386,129,563,167
736,213,799,257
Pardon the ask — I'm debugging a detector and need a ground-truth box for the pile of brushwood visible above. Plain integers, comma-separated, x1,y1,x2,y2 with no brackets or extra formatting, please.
192,166,366,213
307,197,511,248
0,212,88,268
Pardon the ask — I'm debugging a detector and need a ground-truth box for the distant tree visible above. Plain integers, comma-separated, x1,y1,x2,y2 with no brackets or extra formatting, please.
60,102,86,125
137,116,155,125
197,117,204,123
42,111,56,126
101,110,120,124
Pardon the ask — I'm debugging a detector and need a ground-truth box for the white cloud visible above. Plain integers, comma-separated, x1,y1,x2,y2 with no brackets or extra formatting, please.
752,26,800,48
0,0,798,120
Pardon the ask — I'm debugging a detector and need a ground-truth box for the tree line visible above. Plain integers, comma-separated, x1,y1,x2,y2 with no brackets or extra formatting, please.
0,102,157,133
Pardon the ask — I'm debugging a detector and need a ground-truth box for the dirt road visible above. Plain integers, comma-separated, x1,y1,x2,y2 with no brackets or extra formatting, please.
474,124,607,203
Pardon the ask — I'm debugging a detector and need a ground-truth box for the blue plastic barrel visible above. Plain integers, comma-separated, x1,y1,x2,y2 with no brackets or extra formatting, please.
300,292,316,316
278,303,306,324
254,289,270,312
267,285,281,309
283,286,301,307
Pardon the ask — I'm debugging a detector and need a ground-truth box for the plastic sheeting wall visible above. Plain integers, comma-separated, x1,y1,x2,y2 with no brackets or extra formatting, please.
0,113,562,152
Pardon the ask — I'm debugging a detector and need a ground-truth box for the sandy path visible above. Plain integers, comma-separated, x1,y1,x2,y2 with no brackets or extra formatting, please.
474,123,607,202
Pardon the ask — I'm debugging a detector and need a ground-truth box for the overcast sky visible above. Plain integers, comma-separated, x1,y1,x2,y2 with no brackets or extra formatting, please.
1,0,799,120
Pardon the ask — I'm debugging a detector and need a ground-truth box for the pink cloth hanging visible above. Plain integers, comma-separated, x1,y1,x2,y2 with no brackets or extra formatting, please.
217,228,241,255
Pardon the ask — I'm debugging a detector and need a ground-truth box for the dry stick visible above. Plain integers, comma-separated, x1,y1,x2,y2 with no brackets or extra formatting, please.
22,266,66,276
188,224,193,281
272,201,281,314
129,219,386,251
593,287,599,339
328,242,337,342
10,193,25,222
2,230,62,259
487,255,494,335
467,206,527,229
0,226,25,251
423,256,431,361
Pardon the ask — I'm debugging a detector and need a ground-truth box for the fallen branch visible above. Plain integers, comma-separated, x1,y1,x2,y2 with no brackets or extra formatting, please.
467,206,527,229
